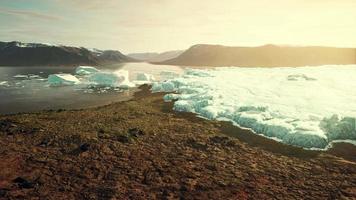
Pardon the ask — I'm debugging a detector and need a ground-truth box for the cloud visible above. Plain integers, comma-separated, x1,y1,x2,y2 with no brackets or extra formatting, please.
0,7,61,21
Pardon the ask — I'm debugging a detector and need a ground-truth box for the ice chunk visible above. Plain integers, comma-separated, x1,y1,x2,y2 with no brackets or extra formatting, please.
75,66,99,75
13,74,28,79
28,74,42,79
136,73,155,82
115,70,130,82
115,70,135,88
88,70,134,88
174,100,194,112
48,74,80,86
0,81,8,86
153,65,356,149
89,72,125,87
160,71,179,80
151,81,176,92
118,82,136,89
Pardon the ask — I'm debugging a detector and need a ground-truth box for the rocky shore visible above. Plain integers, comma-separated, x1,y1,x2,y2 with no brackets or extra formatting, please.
0,85,355,199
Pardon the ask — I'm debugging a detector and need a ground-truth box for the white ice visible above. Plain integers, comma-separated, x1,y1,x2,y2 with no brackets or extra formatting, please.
75,66,99,75
160,71,180,80
13,74,28,79
88,70,134,88
152,65,356,149
0,81,8,86
48,74,80,86
136,73,155,82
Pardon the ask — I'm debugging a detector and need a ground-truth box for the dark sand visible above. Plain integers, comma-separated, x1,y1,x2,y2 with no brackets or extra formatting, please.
0,85,355,199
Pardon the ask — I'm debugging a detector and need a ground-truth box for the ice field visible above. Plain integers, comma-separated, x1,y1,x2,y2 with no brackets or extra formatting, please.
152,65,356,149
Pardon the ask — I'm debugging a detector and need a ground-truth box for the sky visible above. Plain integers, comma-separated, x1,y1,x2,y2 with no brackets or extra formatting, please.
0,0,356,53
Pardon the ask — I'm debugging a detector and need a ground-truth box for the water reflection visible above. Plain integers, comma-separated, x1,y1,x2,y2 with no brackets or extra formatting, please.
0,63,183,114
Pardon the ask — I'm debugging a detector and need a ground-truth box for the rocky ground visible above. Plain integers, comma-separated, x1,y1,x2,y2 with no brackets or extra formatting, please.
0,85,355,199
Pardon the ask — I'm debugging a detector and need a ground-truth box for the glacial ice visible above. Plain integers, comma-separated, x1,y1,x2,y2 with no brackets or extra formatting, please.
89,72,125,87
136,73,155,81
0,81,8,86
13,74,29,79
152,65,356,149
88,70,134,88
48,74,80,86
75,66,99,75
160,71,180,80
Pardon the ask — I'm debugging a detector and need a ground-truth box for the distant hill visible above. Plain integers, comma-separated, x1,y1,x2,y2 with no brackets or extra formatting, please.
158,44,356,67
128,50,183,62
0,41,137,66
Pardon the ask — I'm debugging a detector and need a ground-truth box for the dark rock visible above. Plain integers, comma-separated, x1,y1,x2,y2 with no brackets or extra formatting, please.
98,128,105,134
80,143,90,152
209,136,230,144
186,138,207,151
116,135,130,143
0,189,8,197
38,138,52,147
128,128,144,137
13,177,34,189
0,119,16,132
0,119,38,135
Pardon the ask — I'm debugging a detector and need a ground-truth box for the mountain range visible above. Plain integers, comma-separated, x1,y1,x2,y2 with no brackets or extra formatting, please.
2,42,356,67
127,50,183,62
0,41,136,66
158,44,356,67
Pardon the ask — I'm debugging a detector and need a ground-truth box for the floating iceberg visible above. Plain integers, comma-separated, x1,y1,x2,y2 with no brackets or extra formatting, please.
0,81,8,86
28,74,42,79
48,74,80,86
160,71,180,80
89,72,125,87
88,70,133,88
136,73,155,82
152,65,356,149
75,66,99,75
13,74,29,79
118,81,136,89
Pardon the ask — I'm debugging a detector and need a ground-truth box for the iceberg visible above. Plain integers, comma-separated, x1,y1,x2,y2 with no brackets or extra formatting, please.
13,74,28,79
88,70,133,88
48,74,80,86
136,73,155,82
75,66,99,75
160,71,180,80
0,81,8,86
89,72,125,87
152,65,356,149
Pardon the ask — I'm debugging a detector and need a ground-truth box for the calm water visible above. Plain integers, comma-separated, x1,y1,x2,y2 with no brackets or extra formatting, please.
0,63,183,114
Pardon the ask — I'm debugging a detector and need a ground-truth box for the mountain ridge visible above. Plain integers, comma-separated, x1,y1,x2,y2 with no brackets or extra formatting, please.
127,50,183,62
157,44,356,67
0,41,137,66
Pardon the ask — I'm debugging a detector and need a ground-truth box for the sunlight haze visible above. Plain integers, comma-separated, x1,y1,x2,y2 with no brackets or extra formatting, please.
0,0,355,53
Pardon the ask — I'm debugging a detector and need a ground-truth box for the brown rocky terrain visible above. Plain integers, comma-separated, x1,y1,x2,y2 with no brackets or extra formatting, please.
0,85,355,199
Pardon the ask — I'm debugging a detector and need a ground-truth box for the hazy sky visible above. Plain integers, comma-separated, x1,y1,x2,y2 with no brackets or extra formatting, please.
0,0,355,53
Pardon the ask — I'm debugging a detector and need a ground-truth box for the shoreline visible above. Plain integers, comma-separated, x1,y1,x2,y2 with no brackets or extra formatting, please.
0,85,355,199
1,84,355,160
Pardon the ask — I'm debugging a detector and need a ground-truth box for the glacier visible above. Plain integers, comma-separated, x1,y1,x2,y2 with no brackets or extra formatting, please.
152,65,356,149
48,74,80,86
75,66,99,75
